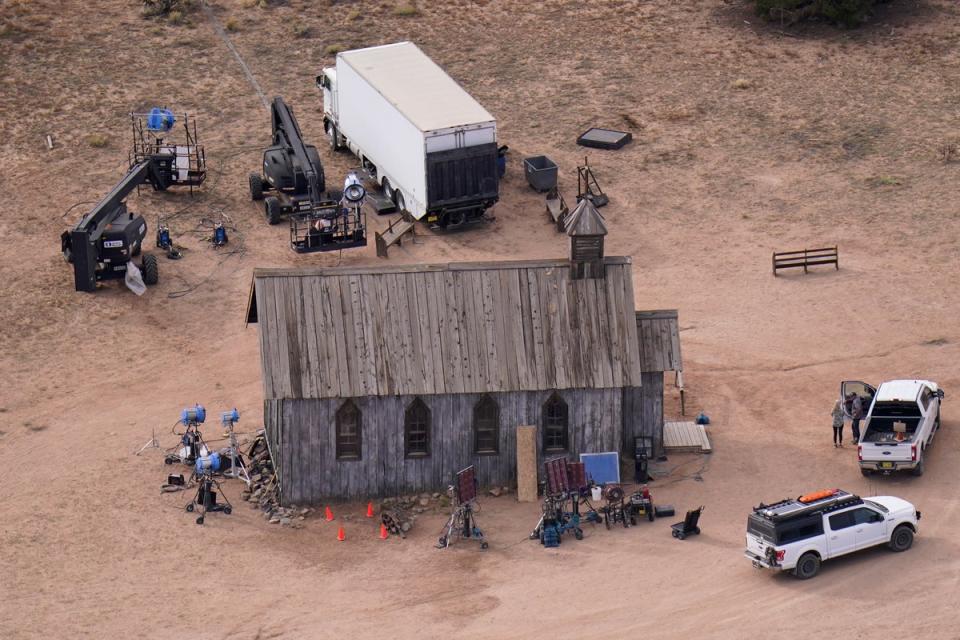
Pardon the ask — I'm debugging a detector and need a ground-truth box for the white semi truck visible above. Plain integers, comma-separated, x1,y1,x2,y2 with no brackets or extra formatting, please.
317,42,500,229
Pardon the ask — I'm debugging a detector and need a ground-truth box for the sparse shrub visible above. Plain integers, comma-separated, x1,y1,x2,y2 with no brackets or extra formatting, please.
225,16,239,31
240,0,258,6
753,0,895,27
87,134,109,148
347,8,362,21
940,141,958,164
868,175,901,187
732,78,754,90
394,3,419,16
168,10,184,24
142,0,193,19
293,23,310,38
324,43,345,56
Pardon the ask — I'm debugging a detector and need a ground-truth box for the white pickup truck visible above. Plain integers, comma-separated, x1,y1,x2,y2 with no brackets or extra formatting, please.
745,489,920,579
841,379,943,476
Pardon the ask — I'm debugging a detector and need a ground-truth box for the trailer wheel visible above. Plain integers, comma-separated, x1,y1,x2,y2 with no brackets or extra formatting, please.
381,177,394,201
327,123,342,151
142,254,159,285
265,197,281,225
249,173,264,201
793,553,821,580
888,525,913,552
394,192,405,214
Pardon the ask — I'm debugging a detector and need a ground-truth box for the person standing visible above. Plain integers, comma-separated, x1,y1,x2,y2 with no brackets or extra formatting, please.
851,394,863,444
831,400,845,447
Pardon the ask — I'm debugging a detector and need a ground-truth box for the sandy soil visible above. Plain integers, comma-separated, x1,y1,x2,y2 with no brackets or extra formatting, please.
2,0,960,638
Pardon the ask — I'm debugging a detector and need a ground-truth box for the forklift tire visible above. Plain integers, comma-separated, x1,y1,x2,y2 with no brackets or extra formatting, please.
142,254,159,286
265,197,281,225
249,173,264,201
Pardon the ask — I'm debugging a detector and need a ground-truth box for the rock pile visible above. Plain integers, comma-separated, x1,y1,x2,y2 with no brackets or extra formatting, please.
239,432,311,528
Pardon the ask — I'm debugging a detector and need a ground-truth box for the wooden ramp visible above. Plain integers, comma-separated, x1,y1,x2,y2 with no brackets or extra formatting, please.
663,421,711,454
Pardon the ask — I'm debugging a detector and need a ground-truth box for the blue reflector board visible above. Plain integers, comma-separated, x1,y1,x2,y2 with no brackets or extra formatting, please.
580,452,620,485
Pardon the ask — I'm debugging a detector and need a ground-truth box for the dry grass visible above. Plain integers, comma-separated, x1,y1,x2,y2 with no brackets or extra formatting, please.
292,23,310,38
731,78,754,90
323,43,345,56
394,3,419,16
225,16,239,32
86,133,109,148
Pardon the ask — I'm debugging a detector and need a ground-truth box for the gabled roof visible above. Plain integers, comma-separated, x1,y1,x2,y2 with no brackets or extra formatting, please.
247,257,642,400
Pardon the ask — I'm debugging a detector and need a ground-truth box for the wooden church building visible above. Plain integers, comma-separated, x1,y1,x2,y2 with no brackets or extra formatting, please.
245,199,682,502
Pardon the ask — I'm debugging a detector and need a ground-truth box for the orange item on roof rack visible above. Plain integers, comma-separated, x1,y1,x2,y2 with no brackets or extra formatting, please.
798,489,839,504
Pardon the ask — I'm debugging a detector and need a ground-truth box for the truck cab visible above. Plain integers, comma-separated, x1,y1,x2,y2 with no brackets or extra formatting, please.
841,379,943,476
745,489,920,579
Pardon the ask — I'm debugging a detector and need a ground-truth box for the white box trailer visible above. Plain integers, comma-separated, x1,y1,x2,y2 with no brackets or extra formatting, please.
318,42,500,228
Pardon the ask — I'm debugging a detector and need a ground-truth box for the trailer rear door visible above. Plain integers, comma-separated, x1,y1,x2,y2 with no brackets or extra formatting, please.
426,142,499,209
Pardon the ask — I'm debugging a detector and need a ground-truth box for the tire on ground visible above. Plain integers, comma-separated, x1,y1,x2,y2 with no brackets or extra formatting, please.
793,552,821,580
142,254,159,285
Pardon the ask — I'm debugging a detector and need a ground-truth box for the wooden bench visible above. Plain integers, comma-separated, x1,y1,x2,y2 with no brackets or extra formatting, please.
375,214,415,258
772,246,839,276
545,188,569,231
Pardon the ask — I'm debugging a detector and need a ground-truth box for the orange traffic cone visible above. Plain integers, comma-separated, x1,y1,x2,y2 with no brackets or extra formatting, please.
379,523,388,540
325,506,334,521
337,526,345,542
366,502,374,518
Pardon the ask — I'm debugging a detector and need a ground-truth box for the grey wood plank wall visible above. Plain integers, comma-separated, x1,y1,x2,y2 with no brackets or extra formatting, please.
264,387,642,503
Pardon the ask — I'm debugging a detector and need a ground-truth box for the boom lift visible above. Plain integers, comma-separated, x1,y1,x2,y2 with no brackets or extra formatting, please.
62,109,206,292
249,97,366,252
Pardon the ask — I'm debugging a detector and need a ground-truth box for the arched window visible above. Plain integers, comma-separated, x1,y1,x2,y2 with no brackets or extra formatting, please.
336,400,362,460
473,395,499,455
542,392,569,452
404,397,431,458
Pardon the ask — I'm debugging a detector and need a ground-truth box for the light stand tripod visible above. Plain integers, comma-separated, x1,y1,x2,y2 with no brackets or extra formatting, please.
186,468,233,525
219,409,250,487
437,465,488,550
135,427,161,456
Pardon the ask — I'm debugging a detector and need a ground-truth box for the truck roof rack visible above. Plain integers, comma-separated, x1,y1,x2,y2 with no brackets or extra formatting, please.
753,489,861,522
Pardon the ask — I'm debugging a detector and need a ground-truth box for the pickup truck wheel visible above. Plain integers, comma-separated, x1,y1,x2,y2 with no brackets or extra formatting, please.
889,525,913,552
860,468,873,477
910,457,924,477
793,553,821,580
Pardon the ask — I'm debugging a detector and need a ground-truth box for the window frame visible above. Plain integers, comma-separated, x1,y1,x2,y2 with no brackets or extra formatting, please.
335,400,362,461
542,392,569,453
473,394,500,455
404,397,432,458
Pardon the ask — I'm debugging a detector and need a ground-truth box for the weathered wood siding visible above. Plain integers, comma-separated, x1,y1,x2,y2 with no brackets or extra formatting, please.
635,310,682,372
249,258,643,400
265,387,634,503
622,373,663,455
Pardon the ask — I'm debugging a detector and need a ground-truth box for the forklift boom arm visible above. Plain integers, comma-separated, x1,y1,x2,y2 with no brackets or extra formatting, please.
270,96,324,204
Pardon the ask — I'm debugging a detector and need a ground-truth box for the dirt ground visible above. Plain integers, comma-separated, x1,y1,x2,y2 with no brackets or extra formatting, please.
2,0,960,637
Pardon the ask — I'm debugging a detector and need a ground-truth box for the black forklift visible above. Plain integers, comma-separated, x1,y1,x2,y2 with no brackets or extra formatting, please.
61,110,206,292
248,97,366,253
